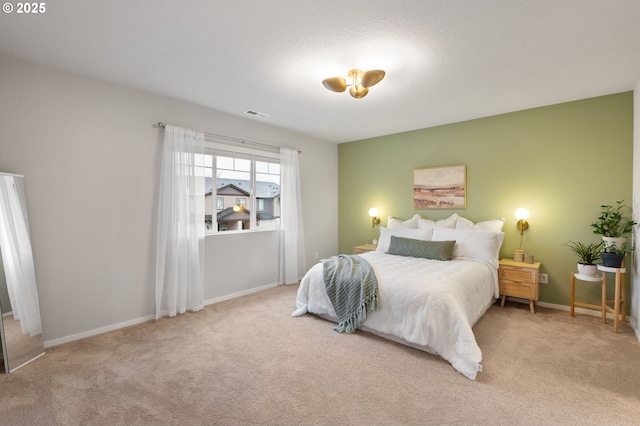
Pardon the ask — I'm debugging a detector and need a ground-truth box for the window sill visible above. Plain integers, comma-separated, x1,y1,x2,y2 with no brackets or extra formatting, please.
205,228,281,237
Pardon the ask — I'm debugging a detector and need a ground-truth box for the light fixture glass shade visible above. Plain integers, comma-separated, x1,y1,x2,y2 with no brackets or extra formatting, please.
514,208,530,220
361,70,385,87
322,77,347,92
369,207,379,217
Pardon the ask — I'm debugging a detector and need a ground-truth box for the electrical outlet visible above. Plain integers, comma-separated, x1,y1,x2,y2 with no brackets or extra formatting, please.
540,273,548,284
314,252,319,260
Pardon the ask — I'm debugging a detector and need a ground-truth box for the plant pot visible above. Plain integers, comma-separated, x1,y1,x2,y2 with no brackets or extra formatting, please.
577,263,597,276
602,236,626,251
601,252,625,268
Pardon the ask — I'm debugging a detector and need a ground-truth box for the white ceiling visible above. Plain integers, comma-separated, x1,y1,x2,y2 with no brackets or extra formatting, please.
2,1,640,143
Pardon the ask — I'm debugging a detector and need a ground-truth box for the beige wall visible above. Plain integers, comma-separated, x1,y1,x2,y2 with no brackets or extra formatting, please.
0,55,338,345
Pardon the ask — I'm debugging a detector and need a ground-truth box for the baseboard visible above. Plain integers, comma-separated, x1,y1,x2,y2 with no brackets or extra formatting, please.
43,314,156,348
203,282,278,306
504,297,627,321
43,282,280,349
536,300,629,321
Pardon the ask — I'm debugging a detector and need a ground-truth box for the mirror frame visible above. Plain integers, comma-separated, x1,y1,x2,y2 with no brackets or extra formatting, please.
0,172,45,373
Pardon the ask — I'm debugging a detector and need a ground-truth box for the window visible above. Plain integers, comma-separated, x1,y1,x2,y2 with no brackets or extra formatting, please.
199,146,280,233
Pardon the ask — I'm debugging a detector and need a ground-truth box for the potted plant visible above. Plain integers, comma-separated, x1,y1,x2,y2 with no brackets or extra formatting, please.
591,200,636,250
565,241,603,276
601,241,630,268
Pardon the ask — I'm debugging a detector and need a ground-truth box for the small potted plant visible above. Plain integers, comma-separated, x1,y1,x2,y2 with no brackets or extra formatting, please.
591,200,636,251
565,241,603,276
601,241,630,268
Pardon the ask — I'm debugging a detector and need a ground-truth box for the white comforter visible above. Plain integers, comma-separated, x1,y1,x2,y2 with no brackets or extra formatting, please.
292,251,498,380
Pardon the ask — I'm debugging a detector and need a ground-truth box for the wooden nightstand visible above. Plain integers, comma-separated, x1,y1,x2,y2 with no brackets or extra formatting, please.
498,258,541,314
354,244,377,254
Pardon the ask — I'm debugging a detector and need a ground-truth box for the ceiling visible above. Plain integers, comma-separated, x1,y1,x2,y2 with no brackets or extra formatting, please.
2,1,640,143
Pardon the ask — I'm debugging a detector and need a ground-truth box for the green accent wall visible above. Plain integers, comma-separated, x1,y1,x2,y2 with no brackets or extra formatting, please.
339,92,633,308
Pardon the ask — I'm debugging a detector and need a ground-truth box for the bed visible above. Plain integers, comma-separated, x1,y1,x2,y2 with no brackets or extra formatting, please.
292,214,505,380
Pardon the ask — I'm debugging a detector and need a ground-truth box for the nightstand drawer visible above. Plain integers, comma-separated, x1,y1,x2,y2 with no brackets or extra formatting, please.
499,266,536,283
499,279,537,300
498,259,541,314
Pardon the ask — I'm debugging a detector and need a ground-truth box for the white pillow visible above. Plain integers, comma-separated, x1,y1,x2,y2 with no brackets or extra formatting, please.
376,227,433,252
387,214,421,229
455,216,505,232
418,213,458,231
431,228,505,269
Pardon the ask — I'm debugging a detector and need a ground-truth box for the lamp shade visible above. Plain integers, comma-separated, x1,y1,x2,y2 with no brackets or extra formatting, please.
369,207,379,217
514,208,530,220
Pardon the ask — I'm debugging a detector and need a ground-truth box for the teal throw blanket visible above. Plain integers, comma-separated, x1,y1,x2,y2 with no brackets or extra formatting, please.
323,254,379,333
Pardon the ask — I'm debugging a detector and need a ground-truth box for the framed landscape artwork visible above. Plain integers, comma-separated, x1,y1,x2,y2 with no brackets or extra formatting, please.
413,165,466,209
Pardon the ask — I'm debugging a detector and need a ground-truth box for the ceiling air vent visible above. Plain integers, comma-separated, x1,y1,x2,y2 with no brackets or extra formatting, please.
243,109,270,119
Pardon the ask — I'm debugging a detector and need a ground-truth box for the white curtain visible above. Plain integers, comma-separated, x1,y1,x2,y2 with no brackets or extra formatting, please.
279,148,306,285
155,125,205,318
0,176,41,336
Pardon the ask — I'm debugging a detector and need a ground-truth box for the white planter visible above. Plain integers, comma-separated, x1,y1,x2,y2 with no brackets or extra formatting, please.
602,236,626,251
577,263,597,276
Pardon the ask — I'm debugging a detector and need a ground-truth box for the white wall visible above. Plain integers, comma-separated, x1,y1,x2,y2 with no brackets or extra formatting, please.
633,79,640,340
0,55,338,345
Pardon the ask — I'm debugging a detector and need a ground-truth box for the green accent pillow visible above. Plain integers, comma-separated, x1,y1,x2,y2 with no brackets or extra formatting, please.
387,236,455,261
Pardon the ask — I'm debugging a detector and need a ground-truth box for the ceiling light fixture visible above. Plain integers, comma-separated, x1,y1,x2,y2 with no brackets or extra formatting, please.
322,69,385,99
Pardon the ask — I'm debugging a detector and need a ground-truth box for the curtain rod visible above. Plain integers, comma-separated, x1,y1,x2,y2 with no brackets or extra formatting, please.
156,122,300,153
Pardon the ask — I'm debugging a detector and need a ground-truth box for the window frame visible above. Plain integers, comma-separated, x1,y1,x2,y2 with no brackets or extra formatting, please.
203,141,281,235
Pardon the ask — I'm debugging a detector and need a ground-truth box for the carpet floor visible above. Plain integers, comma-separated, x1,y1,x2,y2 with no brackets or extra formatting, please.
1,284,639,425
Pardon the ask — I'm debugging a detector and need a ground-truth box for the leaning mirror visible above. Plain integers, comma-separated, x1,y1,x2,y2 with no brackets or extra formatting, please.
0,172,45,373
